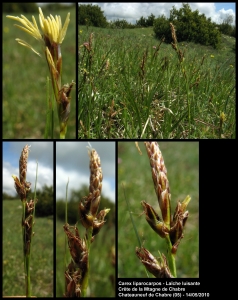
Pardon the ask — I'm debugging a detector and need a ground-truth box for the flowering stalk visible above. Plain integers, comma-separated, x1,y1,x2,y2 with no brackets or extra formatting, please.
12,145,38,297
136,142,191,278
64,144,110,297
7,7,74,139
170,22,185,63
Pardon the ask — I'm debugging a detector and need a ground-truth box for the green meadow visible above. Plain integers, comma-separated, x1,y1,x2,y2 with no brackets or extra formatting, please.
3,200,53,297
118,142,199,278
3,6,76,139
78,26,235,139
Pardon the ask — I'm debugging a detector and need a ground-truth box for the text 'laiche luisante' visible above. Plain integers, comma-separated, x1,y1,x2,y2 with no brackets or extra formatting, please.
166,281,200,286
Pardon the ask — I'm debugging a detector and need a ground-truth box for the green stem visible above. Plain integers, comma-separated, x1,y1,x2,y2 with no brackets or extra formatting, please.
24,162,38,297
81,227,93,297
44,77,53,139
60,122,67,139
122,184,149,277
165,235,177,278
25,252,31,297
22,199,31,297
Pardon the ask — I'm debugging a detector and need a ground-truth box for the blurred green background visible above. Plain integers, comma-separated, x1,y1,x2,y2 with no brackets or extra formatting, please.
118,141,199,278
3,3,76,139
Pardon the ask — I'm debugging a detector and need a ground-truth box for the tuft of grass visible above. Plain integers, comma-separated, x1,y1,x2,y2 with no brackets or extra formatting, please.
78,26,235,139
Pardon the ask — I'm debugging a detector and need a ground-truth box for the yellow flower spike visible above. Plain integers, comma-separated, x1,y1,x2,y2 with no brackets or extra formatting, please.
15,38,41,57
39,7,70,44
45,47,57,73
7,7,72,139
6,14,42,42
7,7,70,55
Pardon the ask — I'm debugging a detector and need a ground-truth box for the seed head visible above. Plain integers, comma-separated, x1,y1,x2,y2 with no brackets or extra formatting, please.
144,142,171,227
12,144,31,200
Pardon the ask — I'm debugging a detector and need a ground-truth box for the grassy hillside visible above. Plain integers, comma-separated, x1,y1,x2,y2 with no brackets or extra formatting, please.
78,26,235,139
3,6,76,139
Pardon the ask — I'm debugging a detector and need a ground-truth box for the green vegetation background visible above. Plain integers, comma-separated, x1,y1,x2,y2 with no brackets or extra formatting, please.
3,5,76,139
118,142,199,278
79,25,235,138
3,199,53,297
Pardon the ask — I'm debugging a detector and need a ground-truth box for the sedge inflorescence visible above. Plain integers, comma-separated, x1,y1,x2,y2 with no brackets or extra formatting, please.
63,145,110,297
136,142,191,278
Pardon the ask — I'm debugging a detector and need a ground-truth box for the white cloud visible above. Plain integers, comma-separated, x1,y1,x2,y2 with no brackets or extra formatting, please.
3,163,15,196
3,160,53,197
217,8,235,24
86,2,235,25
56,166,115,202
56,166,88,200
56,142,115,202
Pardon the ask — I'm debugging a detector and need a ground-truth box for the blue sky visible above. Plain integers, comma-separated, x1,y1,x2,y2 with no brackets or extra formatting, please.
215,2,235,11
79,2,236,25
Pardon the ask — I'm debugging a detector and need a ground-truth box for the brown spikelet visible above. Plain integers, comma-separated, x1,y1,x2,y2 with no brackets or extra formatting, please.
63,224,87,267
136,247,174,278
89,33,94,50
78,145,103,229
135,141,191,277
170,23,185,63
63,223,88,297
13,145,38,261
144,142,171,227
170,23,177,46
139,47,148,80
19,144,30,184
23,198,37,256
79,145,108,236
141,201,169,238
87,145,103,217
58,82,75,123
12,144,31,200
